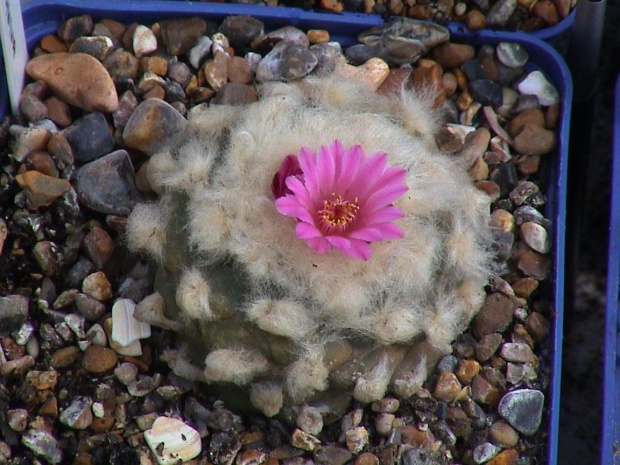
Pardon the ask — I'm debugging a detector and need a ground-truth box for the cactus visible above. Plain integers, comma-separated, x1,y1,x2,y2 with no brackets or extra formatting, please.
126,76,493,416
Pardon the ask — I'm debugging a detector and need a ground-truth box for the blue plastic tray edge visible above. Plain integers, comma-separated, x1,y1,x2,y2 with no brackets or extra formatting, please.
0,4,573,465
601,75,620,465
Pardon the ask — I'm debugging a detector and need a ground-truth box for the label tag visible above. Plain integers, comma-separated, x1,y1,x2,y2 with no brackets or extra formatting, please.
0,0,28,115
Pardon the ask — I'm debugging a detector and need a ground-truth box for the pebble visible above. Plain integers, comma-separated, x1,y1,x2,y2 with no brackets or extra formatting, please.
103,50,139,84
297,405,324,435
314,445,352,465
75,292,107,321
489,420,520,447
204,54,229,91
455,359,481,384
227,56,253,84
20,94,48,122
8,408,28,432
256,41,318,82
159,17,208,56
0,295,29,334
211,82,258,105
433,42,475,68
517,70,560,106
473,442,501,463
15,171,71,210
498,389,544,435
69,36,114,61
57,15,93,42
59,396,93,429
468,79,503,107
49,345,80,368
86,323,108,347
520,222,551,254
334,57,389,91
471,374,502,406
9,124,51,162
219,15,264,50
0,219,7,256
496,42,528,68
111,298,151,348
123,98,187,156
526,312,550,341
21,428,63,464
83,226,115,269
144,416,202,465
487,449,519,465
401,448,445,465
291,428,321,451
82,345,118,373
486,0,517,28
82,271,113,301
132,25,158,57
472,293,516,339
345,426,369,454
499,342,535,363
62,111,114,163
74,150,144,216
26,369,58,389
433,371,462,402
115,362,139,385
26,52,118,112
512,124,556,155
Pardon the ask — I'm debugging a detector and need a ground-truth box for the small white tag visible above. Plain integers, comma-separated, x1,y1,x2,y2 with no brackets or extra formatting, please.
0,0,28,115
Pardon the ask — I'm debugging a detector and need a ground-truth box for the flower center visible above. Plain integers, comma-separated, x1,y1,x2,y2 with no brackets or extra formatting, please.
318,193,359,233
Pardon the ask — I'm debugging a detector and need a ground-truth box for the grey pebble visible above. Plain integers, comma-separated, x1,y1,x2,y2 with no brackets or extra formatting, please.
496,42,529,68
256,42,318,82
62,112,114,163
74,149,143,216
219,15,264,51
437,354,458,372
188,36,213,69
468,79,503,107
0,295,29,335
473,442,501,463
486,0,517,28
59,396,93,429
498,388,544,436
500,342,535,363
21,428,63,464
314,445,352,465
401,447,447,465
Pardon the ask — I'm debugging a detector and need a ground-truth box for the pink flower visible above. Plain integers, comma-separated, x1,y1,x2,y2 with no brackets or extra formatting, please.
274,140,408,260
272,154,303,199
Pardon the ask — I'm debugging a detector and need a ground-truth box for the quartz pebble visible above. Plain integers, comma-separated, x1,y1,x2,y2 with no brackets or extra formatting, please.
517,70,560,106
21,429,63,464
144,416,202,465
111,298,151,347
59,396,93,429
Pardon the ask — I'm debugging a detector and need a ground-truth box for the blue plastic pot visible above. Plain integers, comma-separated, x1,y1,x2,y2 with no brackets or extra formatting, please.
0,2,572,464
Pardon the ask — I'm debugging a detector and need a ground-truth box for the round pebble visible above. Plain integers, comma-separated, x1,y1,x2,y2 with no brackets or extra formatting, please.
82,345,118,373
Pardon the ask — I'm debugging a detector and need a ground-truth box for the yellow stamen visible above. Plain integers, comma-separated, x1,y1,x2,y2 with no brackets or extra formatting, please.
318,193,359,233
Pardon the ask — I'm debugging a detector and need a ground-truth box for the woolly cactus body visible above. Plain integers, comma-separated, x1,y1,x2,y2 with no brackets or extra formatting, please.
127,76,493,416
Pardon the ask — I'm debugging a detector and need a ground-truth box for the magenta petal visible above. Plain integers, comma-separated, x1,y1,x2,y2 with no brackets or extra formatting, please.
326,235,351,251
363,184,409,213
298,147,319,194
316,143,337,194
347,227,385,242
275,196,314,224
350,152,389,199
362,206,404,224
295,221,322,239
370,221,405,240
335,145,364,194
306,237,331,254
286,176,315,211
347,239,372,260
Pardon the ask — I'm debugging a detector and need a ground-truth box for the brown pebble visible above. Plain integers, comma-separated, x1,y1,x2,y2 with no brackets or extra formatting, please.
455,359,480,384
1,337,25,360
82,271,113,301
26,370,58,390
433,42,475,68
512,277,539,298
227,56,253,85
475,180,501,201
397,425,435,448
90,415,115,433
412,64,445,107
143,84,166,101
15,170,72,209
141,56,168,76
45,96,72,128
408,4,432,19
489,420,519,447
38,396,58,417
433,370,462,402
533,0,559,25
517,247,552,279
472,293,516,339
476,333,503,362
40,34,68,53
355,452,380,465
1,355,35,377
517,154,541,175
446,406,472,437
49,346,80,368
26,53,118,113
509,108,546,138
320,0,345,12
23,151,59,178
546,103,560,129
526,312,550,341
442,72,458,96
7,409,28,432
83,345,118,373
464,10,486,30
47,133,74,165
307,29,330,44
487,449,519,465
471,374,501,406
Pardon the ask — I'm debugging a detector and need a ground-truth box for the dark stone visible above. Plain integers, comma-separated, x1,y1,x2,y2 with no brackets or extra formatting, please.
468,79,504,107
0,295,29,335
159,18,209,56
57,15,93,43
74,150,143,216
62,112,114,163
211,83,258,106
496,62,523,86
488,162,518,197
402,446,447,465
461,59,485,83
218,15,264,51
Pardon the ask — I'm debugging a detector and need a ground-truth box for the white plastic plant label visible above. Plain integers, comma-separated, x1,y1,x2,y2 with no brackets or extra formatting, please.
0,0,28,115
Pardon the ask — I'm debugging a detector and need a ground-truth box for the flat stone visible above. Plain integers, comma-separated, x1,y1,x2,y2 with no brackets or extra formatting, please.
21,429,63,464
26,53,118,112
498,389,544,435
83,345,118,373
219,15,263,51
159,18,208,56
123,98,187,156
476,332,503,362
75,149,143,216
256,41,318,82
59,396,93,430
499,342,535,363
145,417,202,465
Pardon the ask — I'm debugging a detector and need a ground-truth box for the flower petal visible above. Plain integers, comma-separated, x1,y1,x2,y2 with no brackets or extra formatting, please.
335,144,364,194
363,183,409,213
296,221,322,239
286,176,315,211
347,239,372,260
306,237,331,254
298,147,319,194
316,143,337,194
275,196,314,224
361,205,404,224
350,151,389,200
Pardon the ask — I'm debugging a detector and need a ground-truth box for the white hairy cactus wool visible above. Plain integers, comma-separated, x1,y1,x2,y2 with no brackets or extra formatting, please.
126,75,493,417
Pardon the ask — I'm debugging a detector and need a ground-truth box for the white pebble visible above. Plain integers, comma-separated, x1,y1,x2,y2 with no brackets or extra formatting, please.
144,417,202,465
